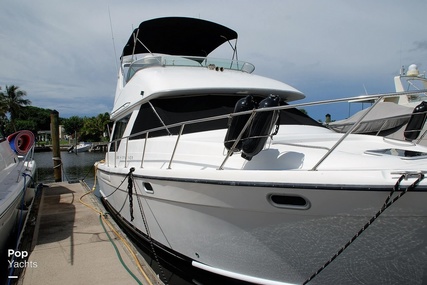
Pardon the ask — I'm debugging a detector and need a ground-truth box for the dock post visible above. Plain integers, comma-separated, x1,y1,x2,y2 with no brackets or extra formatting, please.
51,110,62,182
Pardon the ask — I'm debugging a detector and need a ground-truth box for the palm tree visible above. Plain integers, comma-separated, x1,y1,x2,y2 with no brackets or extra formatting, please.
0,85,31,131
0,87,7,117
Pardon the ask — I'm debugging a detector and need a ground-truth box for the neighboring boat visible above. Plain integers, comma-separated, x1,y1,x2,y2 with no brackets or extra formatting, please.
0,130,37,258
96,17,427,284
68,142,92,153
329,64,427,139
392,64,427,104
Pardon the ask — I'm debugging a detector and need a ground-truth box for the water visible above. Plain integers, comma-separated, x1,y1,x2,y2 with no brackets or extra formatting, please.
33,151,105,188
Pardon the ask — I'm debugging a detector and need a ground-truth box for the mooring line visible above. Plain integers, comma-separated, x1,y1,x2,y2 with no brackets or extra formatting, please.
130,172,168,284
302,173,424,284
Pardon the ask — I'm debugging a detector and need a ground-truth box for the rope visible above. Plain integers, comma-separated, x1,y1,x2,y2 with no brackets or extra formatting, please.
104,172,129,198
78,162,154,285
128,167,135,221
52,156,62,169
302,173,425,285
52,156,97,183
133,176,168,284
81,164,95,181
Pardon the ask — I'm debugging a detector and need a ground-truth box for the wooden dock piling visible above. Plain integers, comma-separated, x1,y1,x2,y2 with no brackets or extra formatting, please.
50,110,62,182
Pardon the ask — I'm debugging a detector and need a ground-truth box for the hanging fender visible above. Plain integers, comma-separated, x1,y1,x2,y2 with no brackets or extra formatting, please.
404,101,427,141
241,95,280,160
224,95,256,151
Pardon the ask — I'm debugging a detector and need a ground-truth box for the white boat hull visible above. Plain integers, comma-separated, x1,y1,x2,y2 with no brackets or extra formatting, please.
97,152,427,284
69,143,92,153
0,160,36,255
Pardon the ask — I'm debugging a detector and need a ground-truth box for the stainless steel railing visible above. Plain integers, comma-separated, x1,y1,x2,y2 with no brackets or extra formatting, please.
106,89,427,170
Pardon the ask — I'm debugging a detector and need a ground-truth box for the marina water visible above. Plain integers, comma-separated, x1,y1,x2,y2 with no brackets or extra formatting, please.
34,151,105,187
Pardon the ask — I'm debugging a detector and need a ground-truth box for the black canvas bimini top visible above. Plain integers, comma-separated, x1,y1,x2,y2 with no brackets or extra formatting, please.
121,17,238,58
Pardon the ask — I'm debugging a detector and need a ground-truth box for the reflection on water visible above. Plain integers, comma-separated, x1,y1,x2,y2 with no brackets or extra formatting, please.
34,151,105,188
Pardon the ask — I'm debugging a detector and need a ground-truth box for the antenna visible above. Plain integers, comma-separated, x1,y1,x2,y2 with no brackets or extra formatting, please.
108,6,119,71
362,84,368,95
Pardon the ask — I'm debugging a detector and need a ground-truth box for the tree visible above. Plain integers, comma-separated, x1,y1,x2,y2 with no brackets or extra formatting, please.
63,116,84,140
80,112,110,141
0,85,31,132
17,106,53,131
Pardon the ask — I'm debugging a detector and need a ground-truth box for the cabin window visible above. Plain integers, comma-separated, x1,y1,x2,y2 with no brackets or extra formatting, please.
110,114,131,151
129,95,239,139
122,64,130,87
128,94,323,140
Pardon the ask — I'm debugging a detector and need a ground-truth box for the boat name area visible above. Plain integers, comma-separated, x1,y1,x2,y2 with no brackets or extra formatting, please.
116,155,134,161
7,249,38,269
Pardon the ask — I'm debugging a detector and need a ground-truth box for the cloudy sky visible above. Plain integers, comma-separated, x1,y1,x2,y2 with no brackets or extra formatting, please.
1,0,426,120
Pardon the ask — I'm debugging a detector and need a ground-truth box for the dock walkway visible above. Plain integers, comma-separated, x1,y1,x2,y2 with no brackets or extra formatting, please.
20,182,162,285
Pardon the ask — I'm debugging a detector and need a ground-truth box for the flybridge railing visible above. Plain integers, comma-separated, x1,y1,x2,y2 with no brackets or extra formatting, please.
106,89,427,171
125,55,256,82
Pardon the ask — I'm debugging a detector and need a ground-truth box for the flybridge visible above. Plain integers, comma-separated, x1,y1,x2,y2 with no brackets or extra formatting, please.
123,54,256,83
121,17,238,58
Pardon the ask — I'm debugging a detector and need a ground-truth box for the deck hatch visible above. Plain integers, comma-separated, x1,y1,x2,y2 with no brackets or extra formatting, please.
365,148,427,159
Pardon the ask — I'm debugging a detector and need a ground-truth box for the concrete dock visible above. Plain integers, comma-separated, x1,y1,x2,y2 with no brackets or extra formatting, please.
18,182,162,285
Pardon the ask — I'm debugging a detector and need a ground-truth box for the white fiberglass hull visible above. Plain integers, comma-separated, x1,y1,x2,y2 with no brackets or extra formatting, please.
0,160,36,254
97,127,427,284
98,171,427,284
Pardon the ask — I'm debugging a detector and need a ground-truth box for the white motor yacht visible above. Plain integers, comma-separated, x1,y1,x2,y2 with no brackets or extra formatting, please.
96,17,427,284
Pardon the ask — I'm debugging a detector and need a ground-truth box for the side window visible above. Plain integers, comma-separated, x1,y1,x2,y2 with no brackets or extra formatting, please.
109,114,131,151
122,64,130,87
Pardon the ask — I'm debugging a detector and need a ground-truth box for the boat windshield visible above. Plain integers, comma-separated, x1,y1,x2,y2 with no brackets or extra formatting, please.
124,55,255,83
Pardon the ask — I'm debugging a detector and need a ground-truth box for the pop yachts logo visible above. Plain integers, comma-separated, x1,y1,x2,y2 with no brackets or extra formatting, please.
7,249,38,269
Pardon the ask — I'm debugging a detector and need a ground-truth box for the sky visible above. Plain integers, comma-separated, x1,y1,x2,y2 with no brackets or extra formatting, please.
0,0,426,121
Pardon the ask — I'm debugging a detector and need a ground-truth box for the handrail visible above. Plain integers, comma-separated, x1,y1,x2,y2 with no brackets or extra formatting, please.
140,132,148,169
311,95,384,171
218,111,257,170
168,124,186,169
108,89,427,170
16,143,36,182
126,54,255,77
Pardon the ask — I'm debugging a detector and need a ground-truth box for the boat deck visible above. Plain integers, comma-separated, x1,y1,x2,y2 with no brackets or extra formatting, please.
18,182,162,285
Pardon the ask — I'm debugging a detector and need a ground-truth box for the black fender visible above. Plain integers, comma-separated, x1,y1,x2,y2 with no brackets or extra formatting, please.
404,101,427,141
224,95,256,151
242,95,280,160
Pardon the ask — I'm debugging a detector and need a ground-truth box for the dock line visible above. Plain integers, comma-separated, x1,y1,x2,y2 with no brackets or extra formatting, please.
79,161,155,285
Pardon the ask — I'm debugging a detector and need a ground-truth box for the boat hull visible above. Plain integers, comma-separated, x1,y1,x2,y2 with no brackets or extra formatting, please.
68,143,92,153
0,191,25,253
0,159,36,269
97,167,427,285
